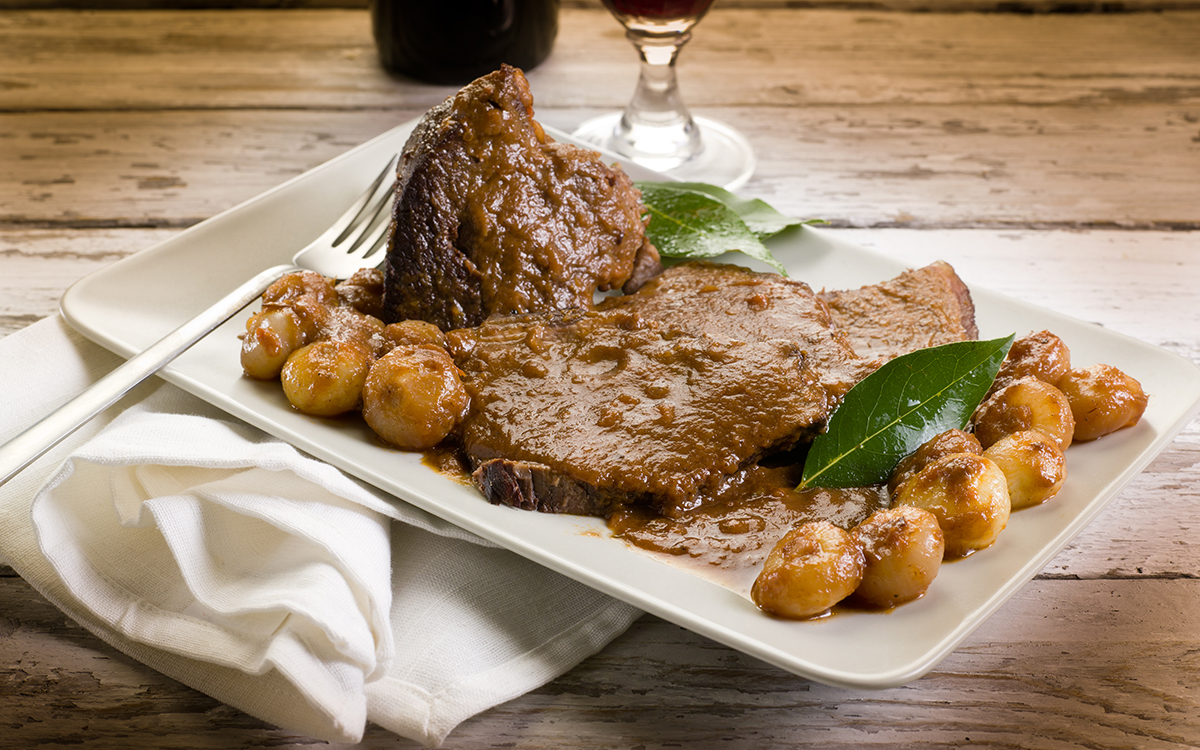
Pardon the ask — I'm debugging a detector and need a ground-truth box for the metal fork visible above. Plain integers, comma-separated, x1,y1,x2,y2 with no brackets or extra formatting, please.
0,155,399,487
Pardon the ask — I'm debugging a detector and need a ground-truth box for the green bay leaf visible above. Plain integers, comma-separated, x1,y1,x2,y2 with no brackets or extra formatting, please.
798,334,1015,490
635,182,788,275
661,182,808,239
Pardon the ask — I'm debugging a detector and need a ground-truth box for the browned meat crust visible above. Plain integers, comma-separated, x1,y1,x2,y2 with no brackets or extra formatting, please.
818,261,979,361
381,65,659,330
473,458,625,517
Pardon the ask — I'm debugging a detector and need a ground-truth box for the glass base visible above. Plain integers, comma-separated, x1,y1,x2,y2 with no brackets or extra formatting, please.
572,112,756,192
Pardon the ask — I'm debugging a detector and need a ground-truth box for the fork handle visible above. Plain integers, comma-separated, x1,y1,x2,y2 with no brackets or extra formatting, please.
0,263,296,488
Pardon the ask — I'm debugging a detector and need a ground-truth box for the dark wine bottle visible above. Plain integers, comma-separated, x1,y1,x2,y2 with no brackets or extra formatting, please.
371,0,560,86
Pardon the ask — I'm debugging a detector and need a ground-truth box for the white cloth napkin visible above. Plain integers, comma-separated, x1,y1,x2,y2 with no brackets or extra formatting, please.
0,315,641,746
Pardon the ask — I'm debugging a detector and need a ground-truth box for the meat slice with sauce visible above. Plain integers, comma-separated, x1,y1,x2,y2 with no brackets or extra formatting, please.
597,260,876,400
446,260,980,520
381,64,659,330
818,261,979,361
447,307,835,518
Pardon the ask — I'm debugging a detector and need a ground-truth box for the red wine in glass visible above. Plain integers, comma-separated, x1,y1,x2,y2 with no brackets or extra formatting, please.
574,0,754,189
604,0,715,21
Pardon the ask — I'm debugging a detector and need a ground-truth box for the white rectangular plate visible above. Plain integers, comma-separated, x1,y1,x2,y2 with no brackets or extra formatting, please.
60,120,1200,689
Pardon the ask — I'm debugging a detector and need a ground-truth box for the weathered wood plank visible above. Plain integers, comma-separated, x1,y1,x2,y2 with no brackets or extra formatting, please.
0,227,178,336
4,104,1199,229
0,575,304,748
555,105,1200,229
1,9,1198,112
3,576,1198,748
3,10,1198,228
0,110,412,227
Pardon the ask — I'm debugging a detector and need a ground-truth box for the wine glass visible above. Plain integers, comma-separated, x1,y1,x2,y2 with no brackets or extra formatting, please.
572,0,755,190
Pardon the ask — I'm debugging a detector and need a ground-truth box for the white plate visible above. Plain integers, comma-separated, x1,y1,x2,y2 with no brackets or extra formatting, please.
60,120,1200,690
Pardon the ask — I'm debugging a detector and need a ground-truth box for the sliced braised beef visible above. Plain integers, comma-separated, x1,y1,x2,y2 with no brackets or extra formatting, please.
381,65,659,331
446,260,981,519
597,260,875,399
818,260,979,361
446,260,984,519
446,307,833,518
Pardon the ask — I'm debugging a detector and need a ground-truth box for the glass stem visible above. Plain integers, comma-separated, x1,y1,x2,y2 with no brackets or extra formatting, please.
613,28,702,165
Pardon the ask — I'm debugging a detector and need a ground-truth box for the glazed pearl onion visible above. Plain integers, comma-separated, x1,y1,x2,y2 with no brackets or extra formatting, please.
362,345,470,450
262,269,339,308
973,377,1075,451
888,429,982,498
751,521,864,620
334,267,385,319
893,453,1011,559
851,506,945,608
991,330,1072,394
280,340,374,417
322,305,387,356
260,271,337,338
982,430,1066,510
1056,364,1148,442
384,320,450,351
241,308,308,380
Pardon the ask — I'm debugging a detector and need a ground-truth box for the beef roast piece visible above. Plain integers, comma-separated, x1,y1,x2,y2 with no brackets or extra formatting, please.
818,261,979,361
381,65,660,330
449,260,981,520
597,260,875,399
447,307,833,518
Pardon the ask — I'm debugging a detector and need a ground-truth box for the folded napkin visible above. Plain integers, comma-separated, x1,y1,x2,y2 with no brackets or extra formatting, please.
0,315,641,746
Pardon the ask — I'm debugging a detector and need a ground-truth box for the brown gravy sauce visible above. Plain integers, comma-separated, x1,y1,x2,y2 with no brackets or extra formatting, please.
421,446,475,486
423,447,890,595
608,463,889,592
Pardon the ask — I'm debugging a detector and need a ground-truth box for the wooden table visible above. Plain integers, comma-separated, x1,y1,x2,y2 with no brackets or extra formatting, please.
2,3,1198,747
